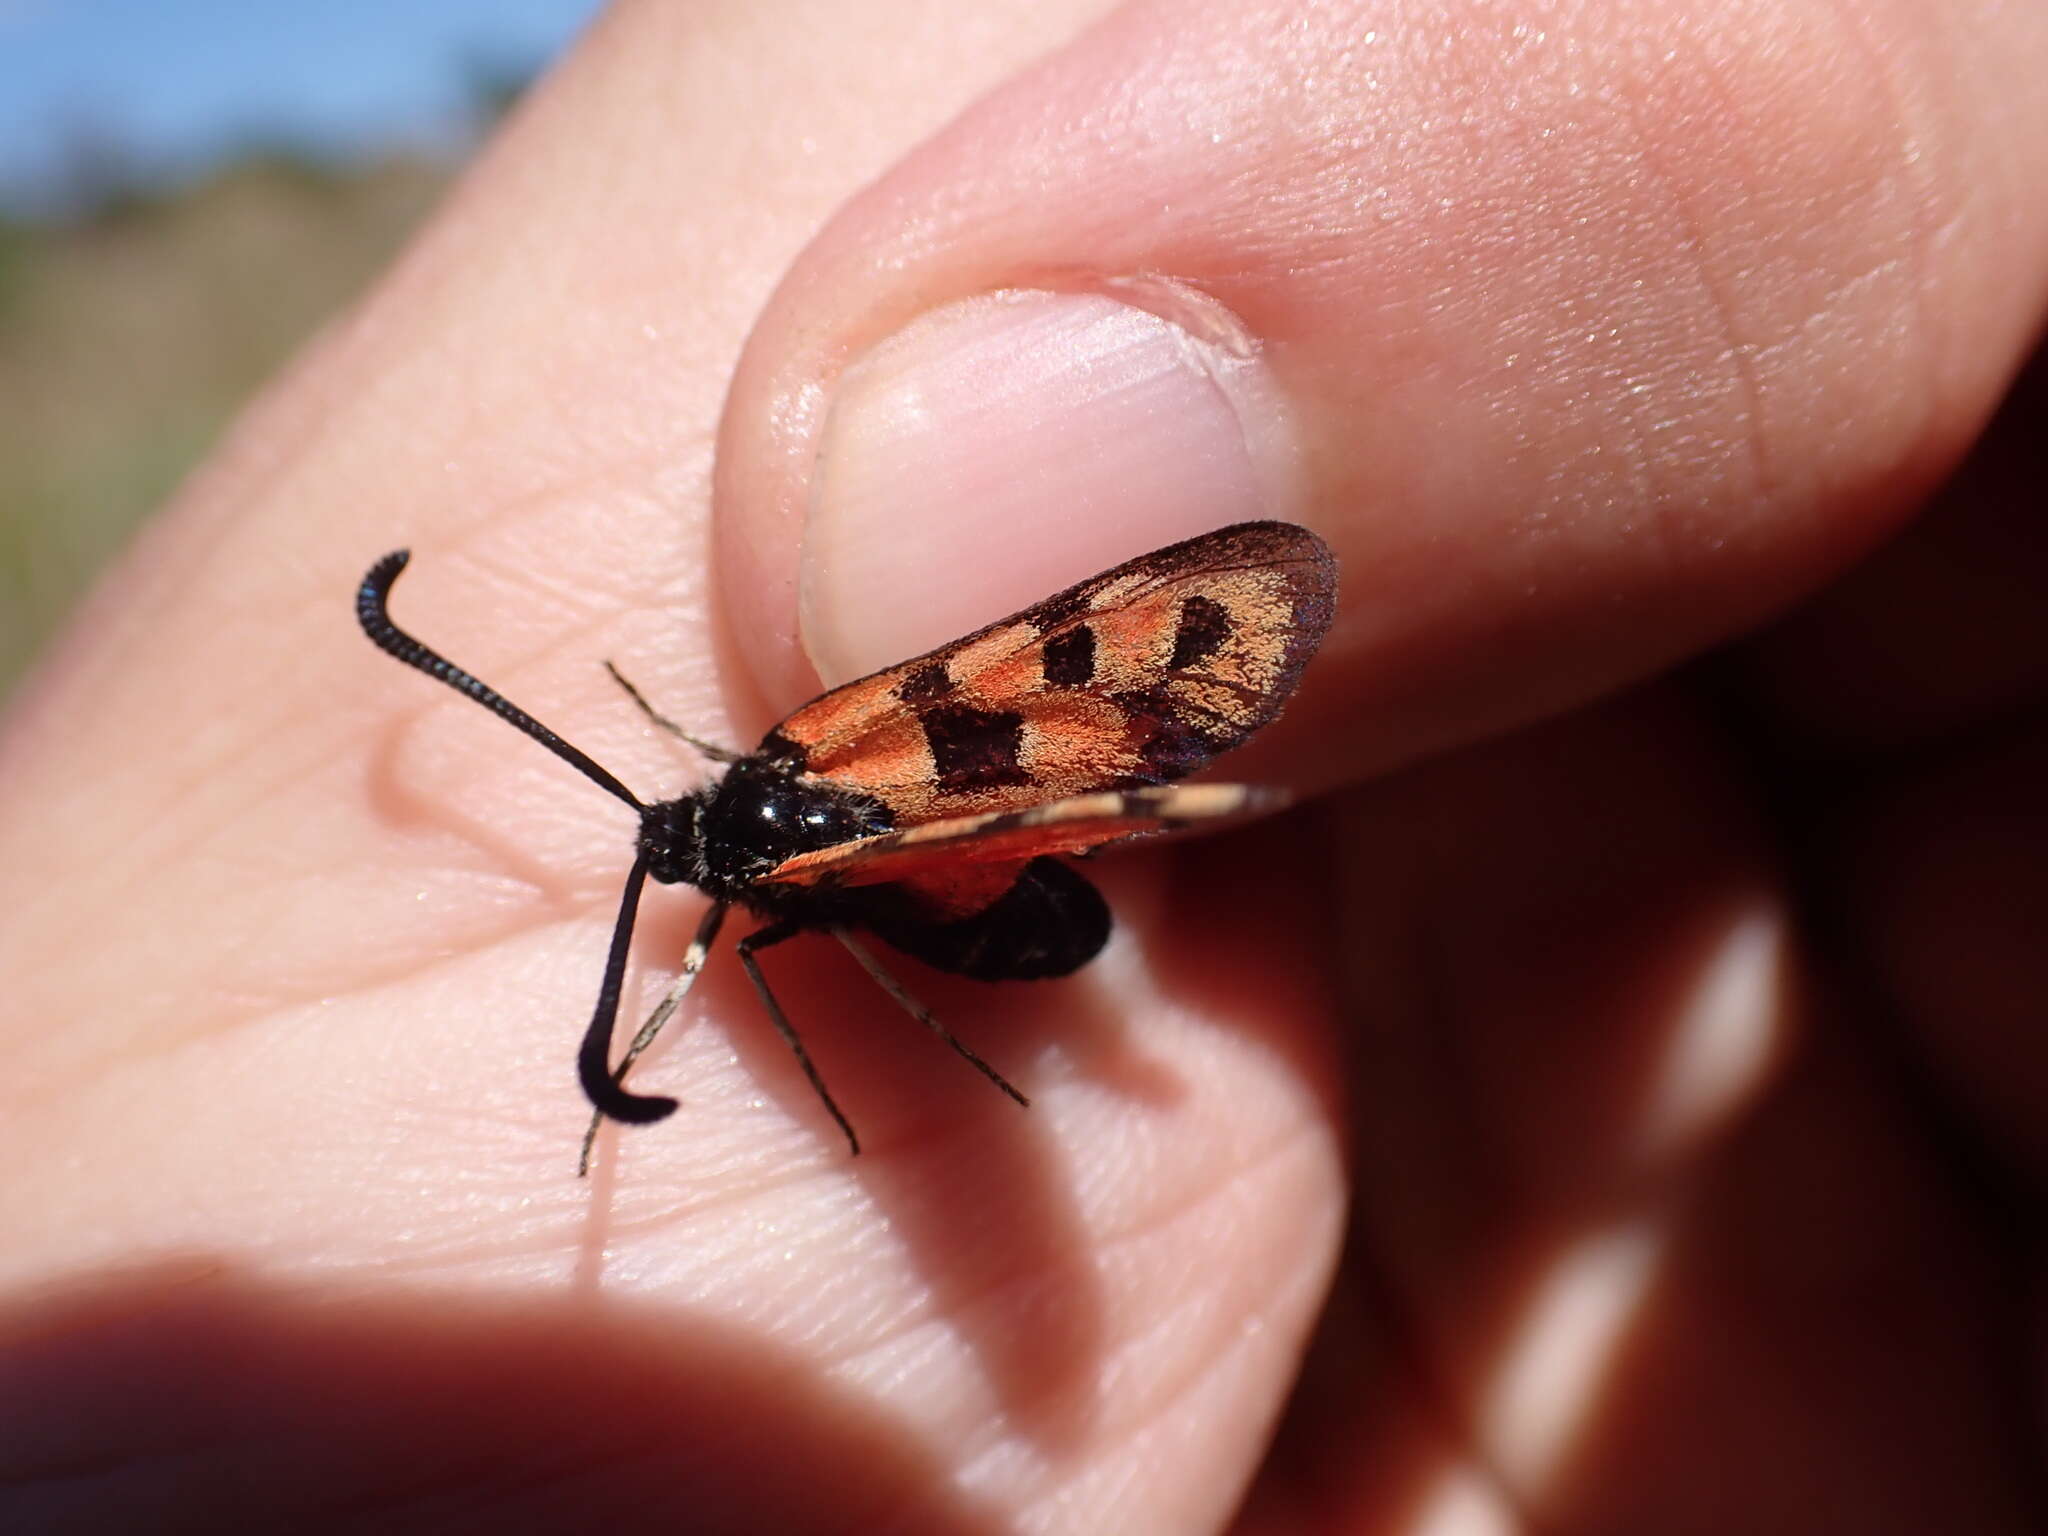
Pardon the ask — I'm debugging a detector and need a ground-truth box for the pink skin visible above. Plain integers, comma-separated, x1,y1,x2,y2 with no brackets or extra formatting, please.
2,0,2046,1529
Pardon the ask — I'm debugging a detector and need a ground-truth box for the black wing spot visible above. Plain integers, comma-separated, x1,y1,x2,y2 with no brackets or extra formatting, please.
1041,625,1096,687
897,660,954,703
921,702,1031,792
1030,584,1091,633
1114,685,1219,781
1170,594,1232,670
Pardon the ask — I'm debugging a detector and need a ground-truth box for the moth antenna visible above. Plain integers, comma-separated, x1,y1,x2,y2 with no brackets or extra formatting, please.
579,899,729,1176
576,852,681,1126
357,551,645,812
603,661,742,764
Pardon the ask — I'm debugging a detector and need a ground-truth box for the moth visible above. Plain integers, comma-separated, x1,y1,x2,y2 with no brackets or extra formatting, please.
357,520,1336,1171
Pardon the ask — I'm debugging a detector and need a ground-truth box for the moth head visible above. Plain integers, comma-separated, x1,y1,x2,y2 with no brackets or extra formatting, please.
637,794,705,887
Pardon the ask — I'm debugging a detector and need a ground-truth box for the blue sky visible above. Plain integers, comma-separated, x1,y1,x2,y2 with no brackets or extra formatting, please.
0,0,605,212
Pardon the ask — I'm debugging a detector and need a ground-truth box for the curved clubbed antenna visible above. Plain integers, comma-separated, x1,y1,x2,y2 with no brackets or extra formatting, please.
574,851,678,1127
358,552,646,812
356,550,680,1128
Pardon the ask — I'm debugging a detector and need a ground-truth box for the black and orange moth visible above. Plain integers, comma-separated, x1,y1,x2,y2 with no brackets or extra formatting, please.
357,521,1336,1171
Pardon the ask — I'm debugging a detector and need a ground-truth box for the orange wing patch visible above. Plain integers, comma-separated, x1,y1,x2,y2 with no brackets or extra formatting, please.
760,523,1335,826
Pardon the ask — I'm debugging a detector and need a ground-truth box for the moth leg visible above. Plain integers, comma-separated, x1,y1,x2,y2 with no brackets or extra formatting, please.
579,900,729,1177
738,919,862,1156
603,660,740,764
832,928,1031,1110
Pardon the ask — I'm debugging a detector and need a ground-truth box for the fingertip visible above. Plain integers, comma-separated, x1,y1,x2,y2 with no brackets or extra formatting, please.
799,286,1299,684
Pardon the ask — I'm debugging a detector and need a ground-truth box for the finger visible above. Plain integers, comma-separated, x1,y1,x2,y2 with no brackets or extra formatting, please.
716,0,2048,790
1733,343,2048,756
1825,724,2048,1190
1721,343,2048,1191
1237,689,2033,1530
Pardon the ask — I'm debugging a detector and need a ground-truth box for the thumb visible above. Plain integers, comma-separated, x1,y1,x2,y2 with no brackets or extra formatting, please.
715,0,2048,786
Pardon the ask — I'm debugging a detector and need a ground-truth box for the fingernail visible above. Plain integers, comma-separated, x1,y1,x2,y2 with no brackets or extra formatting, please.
801,287,1293,684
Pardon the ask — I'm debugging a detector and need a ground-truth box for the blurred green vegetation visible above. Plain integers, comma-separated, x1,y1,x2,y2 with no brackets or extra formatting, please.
0,150,454,699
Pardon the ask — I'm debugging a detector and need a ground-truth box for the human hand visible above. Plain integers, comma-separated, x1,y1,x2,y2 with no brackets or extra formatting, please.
3,1,2043,1530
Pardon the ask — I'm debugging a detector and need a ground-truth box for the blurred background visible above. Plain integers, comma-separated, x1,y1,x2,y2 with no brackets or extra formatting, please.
0,0,605,701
